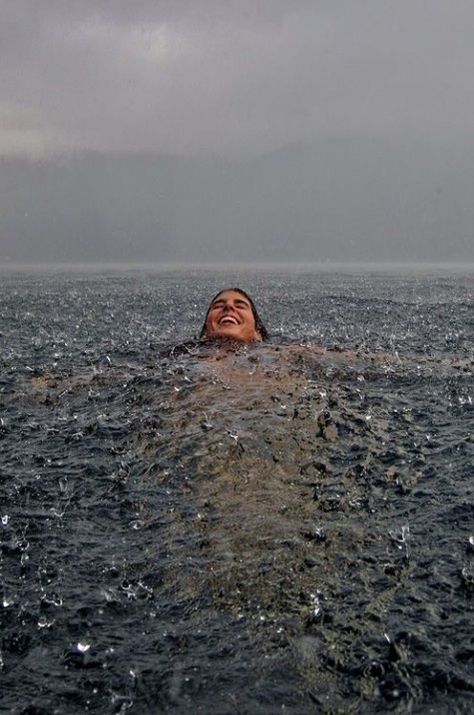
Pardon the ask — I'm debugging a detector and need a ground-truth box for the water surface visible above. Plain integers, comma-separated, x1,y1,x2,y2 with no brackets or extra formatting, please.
1,268,473,713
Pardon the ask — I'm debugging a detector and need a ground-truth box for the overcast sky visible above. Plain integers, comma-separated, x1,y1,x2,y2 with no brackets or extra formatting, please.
2,0,474,159
1,1,473,263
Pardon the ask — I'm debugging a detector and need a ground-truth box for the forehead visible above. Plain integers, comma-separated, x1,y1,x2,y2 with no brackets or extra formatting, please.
211,290,251,306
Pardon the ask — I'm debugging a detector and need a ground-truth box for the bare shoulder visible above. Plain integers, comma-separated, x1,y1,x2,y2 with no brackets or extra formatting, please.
280,342,402,368
280,343,374,359
27,363,142,400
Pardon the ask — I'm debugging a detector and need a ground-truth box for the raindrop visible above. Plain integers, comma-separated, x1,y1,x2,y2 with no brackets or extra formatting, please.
388,524,411,558
42,592,63,607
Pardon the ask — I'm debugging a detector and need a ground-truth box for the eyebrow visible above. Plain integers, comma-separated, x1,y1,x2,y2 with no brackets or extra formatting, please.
211,297,251,308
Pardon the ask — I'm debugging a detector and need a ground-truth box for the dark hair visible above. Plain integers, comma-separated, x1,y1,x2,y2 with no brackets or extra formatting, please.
199,288,269,341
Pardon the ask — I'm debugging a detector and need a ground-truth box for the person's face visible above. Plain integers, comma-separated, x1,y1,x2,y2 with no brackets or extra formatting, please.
205,290,262,342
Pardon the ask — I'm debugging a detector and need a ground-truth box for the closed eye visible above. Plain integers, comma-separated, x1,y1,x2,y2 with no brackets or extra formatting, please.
234,300,250,309
211,299,250,310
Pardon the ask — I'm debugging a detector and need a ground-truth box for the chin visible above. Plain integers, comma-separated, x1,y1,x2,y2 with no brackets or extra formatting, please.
206,325,258,342
218,331,243,340
208,329,244,341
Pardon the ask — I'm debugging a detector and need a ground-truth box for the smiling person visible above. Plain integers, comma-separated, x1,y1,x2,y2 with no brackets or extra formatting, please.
200,288,268,343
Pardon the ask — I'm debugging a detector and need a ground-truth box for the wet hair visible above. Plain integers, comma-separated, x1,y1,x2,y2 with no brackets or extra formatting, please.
199,288,269,341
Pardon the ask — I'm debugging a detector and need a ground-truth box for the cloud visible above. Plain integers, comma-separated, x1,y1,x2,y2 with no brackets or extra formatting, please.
1,1,474,157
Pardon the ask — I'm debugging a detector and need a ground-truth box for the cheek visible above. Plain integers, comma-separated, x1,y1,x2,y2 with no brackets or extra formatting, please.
245,312,256,328
206,310,219,331
241,315,256,336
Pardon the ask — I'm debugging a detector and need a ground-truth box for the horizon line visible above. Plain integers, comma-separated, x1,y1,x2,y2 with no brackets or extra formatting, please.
1,260,473,274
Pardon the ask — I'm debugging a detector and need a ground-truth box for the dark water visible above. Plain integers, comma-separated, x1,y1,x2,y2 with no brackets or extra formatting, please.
1,268,473,714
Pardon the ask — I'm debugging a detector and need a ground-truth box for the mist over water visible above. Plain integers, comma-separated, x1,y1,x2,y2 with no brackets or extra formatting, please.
1,268,473,713
2,142,474,265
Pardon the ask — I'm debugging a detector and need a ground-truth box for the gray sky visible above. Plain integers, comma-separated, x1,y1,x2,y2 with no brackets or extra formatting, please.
1,1,474,263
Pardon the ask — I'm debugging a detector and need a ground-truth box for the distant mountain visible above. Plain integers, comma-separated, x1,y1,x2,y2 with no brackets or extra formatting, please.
1,139,473,264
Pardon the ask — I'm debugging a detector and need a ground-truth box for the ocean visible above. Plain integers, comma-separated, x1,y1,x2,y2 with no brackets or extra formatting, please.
1,266,473,713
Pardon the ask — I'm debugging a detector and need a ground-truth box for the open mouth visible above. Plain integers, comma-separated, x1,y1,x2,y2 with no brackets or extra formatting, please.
219,316,239,326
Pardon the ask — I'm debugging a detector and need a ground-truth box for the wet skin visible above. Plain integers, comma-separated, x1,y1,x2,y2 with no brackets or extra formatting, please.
204,290,262,342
